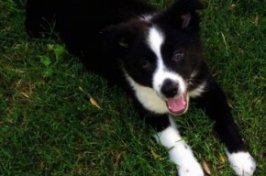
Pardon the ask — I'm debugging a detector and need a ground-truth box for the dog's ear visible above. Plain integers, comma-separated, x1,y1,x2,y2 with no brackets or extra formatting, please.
100,20,150,53
155,0,206,31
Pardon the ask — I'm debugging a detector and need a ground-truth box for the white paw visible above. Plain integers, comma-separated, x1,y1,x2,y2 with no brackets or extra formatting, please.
227,152,256,176
177,161,204,176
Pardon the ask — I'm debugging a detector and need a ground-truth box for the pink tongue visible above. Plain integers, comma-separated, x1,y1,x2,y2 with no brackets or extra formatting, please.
166,96,186,113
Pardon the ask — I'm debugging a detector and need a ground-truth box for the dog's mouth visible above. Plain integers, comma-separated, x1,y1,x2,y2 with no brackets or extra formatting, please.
165,92,188,115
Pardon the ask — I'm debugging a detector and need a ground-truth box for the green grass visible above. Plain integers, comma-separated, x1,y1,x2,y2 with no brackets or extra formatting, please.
0,0,265,175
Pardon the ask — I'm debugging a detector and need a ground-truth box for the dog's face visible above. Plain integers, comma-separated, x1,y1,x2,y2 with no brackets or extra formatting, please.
103,1,204,115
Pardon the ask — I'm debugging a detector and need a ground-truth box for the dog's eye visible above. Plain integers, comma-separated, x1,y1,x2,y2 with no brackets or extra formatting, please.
172,50,185,62
140,59,152,70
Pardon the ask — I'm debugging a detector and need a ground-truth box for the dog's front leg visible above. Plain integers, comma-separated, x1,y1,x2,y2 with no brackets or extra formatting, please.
194,79,256,176
151,115,204,176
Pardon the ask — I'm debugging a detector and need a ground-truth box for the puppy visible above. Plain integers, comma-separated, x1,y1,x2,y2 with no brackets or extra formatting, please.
26,0,256,175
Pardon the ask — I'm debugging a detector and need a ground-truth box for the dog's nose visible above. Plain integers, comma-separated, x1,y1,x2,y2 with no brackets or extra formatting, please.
161,79,179,98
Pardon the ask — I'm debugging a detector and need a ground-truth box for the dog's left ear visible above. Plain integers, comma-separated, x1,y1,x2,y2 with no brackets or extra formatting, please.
155,0,206,31
100,20,150,54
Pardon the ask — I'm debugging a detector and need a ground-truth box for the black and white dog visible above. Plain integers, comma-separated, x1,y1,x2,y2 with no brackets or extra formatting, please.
26,0,256,175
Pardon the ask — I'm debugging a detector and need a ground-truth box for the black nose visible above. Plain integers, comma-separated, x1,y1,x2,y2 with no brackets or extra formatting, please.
161,79,179,98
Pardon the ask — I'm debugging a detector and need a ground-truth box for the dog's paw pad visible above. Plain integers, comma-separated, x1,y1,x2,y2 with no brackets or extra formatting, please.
228,152,256,176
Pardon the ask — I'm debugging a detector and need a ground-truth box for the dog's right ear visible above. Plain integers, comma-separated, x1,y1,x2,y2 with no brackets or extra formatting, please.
100,20,150,54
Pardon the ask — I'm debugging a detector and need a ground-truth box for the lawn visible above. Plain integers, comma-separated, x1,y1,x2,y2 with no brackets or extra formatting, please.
0,0,265,175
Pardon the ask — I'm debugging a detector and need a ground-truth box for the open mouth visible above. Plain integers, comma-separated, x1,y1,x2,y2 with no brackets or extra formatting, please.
165,92,188,115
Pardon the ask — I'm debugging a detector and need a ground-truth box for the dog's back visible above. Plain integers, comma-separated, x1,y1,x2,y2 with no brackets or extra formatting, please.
26,0,155,81
26,0,155,49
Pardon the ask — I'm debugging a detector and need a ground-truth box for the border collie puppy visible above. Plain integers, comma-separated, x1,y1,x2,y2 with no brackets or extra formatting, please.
26,0,256,175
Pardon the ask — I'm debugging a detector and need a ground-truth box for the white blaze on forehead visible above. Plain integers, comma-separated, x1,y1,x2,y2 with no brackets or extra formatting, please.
147,27,164,59
147,27,186,97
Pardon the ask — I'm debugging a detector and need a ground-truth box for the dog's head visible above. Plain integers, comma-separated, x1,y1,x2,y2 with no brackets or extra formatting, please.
102,0,206,115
